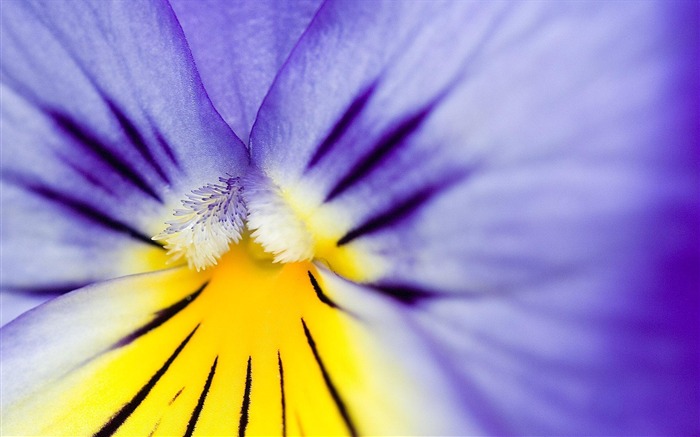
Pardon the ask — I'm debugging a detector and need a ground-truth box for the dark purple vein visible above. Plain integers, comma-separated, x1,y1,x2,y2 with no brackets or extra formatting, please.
369,283,437,305
307,82,377,169
337,188,434,246
336,168,469,247
46,108,163,202
104,98,171,185
325,105,433,202
4,282,91,296
154,131,180,170
2,171,161,248
57,153,117,196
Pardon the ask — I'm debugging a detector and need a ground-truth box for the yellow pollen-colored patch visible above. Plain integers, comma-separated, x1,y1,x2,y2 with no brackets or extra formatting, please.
282,189,388,283
122,243,176,274
5,240,362,436
244,168,387,281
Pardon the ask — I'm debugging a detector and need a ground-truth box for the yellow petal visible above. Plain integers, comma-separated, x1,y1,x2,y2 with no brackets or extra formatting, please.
2,242,363,436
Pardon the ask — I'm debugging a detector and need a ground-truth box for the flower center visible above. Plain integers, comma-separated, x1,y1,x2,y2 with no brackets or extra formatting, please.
155,169,385,282
154,177,247,271
154,172,316,272
242,169,316,263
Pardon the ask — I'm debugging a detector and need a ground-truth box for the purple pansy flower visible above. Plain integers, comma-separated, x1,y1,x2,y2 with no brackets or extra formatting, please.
1,0,698,435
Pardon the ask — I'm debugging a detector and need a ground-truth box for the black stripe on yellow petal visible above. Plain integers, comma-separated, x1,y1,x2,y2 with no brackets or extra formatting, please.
5,243,366,436
114,282,208,348
94,324,200,437
238,356,253,437
308,271,341,310
146,419,161,437
301,318,358,437
278,351,287,437
169,387,184,405
185,356,218,437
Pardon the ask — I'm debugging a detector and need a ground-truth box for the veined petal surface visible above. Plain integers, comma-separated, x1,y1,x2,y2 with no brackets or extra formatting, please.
249,0,700,433
251,0,698,293
0,242,447,435
169,0,322,143
0,0,248,297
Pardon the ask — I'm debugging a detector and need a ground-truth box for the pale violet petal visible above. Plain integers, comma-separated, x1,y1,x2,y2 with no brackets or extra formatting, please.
2,244,446,435
0,292,54,327
0,267,205,434
169,0,322,143
246,1,699,434
315,263,698,434
248,0,697,293
0,0,248,293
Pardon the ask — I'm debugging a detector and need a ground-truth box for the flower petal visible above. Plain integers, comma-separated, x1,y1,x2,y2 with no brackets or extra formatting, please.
0,0,248,293
247,1,699,433
312,269,478,434
1,242,428,435
0,267,206,435
414,284,698,434
169,0,322,143
249,0,698,295
319,267,699,434
0,292,55,327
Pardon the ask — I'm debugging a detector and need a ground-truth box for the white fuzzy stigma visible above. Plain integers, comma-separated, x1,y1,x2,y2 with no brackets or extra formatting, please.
243,170,315,263
154,177,246,271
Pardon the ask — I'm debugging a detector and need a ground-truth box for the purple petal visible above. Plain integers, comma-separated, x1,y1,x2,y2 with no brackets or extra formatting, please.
251,0,699,433
408,281,699,434
0,267,203,431
1,0,248,294
169,0,322,143
0,292,55,327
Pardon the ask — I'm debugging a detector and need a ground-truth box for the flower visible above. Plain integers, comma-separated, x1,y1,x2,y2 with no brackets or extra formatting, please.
1,0,698,435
